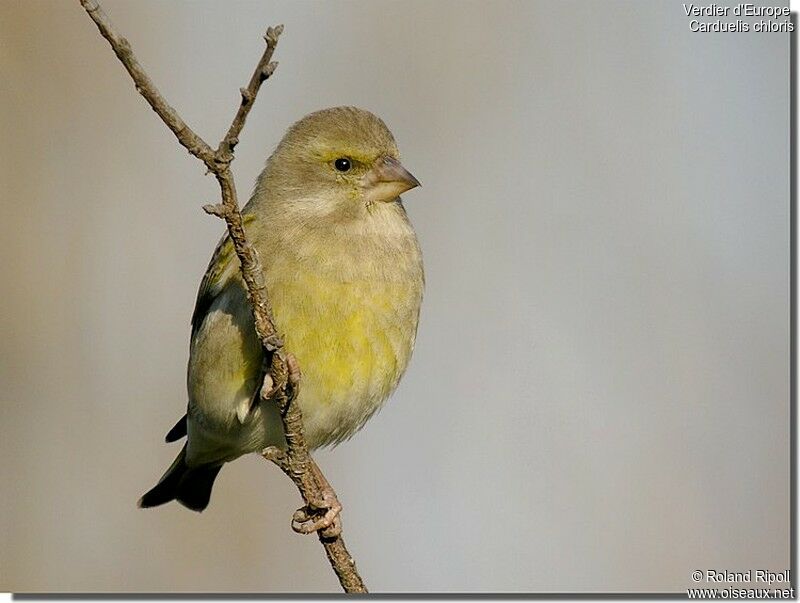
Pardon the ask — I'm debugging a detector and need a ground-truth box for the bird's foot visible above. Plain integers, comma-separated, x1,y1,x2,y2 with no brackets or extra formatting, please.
291,487,342,538
285,352,301,389
259,353,301,401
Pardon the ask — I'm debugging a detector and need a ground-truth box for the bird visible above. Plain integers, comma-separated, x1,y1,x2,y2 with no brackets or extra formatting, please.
138,106,424,519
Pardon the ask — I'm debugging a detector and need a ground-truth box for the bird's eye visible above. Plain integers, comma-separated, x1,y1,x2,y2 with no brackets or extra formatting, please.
334,158,352,172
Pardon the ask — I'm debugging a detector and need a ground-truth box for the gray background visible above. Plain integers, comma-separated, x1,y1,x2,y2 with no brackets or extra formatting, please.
0,0,790,593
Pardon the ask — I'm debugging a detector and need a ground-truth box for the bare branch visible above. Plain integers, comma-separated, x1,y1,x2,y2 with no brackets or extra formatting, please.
217,25,283,163
78,0,215,168
79,0,366,593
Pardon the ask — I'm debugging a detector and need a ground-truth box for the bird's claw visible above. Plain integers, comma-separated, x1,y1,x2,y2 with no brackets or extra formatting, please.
285,352,301,389
260,353,300,401
259,374,275,400
291,488,342,538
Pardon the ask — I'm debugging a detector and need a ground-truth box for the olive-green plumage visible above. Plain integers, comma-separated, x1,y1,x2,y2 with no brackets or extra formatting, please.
140,107,423,511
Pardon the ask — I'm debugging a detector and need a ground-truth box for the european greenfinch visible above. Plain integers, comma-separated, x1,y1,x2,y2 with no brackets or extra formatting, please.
139,106,423,513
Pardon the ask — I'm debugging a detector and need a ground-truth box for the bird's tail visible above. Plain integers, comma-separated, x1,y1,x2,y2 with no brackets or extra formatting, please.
138,445,222,512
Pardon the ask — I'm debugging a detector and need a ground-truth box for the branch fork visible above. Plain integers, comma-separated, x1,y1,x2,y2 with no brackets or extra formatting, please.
79,1,365,592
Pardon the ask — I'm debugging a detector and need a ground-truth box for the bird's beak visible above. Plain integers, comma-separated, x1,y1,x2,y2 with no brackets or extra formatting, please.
362,156,421,204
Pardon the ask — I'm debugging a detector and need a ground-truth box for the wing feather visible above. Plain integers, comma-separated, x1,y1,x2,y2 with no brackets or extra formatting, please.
190,214,257,336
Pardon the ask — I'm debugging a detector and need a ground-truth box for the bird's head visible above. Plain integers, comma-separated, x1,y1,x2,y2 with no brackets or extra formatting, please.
259,106,420,219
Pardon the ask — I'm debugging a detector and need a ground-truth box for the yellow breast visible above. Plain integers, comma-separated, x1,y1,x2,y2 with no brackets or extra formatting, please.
270,266,421,448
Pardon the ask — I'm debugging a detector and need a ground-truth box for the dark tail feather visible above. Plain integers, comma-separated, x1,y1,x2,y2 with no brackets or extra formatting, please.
175,463,222,512
164,414,187,442
138,445,222,512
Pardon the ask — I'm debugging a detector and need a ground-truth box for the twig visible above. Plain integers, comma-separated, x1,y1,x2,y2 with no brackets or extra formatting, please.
78,0,367,593
78,0,215,167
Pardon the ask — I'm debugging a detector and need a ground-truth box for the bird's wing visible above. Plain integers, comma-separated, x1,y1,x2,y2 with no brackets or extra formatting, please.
190,213,257,337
